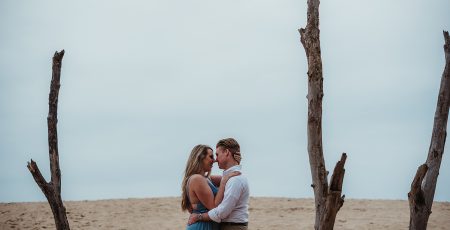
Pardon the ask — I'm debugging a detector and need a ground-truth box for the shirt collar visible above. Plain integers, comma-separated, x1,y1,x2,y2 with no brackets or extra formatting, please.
223,164,242,176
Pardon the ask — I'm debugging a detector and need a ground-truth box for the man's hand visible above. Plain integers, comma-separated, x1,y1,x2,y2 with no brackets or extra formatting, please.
187,213,199,225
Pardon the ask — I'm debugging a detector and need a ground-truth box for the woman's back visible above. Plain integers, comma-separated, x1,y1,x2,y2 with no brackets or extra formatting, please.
188,176,218,212
186,177,219,230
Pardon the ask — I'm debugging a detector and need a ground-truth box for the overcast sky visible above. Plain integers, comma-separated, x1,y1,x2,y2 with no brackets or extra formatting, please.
1,0,449,203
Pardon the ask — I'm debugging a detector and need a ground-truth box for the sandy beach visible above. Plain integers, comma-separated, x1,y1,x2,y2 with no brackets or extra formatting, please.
1,197,449,229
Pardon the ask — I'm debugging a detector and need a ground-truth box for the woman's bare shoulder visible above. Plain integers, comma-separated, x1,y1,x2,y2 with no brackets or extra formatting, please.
188,174,207,185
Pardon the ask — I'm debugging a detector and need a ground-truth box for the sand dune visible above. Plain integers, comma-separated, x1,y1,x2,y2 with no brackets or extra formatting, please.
1,197,449,229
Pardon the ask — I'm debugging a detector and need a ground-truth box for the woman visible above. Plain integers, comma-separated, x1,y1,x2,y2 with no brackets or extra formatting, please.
181,144,239,230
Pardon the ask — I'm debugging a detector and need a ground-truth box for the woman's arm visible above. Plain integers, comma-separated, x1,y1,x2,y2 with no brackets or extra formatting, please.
191,172,241,210
210,175,222,187
190,175,215,210
187,171,242,225
214,171,241,206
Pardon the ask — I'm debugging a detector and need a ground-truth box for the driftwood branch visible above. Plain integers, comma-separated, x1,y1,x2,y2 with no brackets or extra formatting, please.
27,50,70,230
408,164,429,229
320,153,347,229
299,0,347,229
409,31,450,230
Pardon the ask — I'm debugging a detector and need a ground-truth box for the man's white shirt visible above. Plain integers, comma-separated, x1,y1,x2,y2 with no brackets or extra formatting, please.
208,165,250,223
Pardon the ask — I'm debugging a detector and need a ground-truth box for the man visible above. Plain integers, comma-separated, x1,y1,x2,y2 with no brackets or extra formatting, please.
188,138,250,230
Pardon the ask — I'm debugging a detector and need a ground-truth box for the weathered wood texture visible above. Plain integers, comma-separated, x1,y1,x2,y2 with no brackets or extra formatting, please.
27,50,70,230
408,31,450,230
319,153,347,230
299,0,347,229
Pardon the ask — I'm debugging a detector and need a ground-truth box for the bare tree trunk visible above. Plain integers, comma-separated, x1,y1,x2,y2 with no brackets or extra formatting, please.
408,31,450,230
27,50,70,230
299,0,347,229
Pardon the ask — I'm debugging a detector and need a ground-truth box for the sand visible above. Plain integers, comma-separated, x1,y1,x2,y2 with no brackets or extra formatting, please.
1,197,449,229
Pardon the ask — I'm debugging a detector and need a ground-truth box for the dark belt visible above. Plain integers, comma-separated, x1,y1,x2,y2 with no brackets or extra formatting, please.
221,222,248,226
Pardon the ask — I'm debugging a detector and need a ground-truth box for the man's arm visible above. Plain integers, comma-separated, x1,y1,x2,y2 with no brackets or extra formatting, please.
188,212,212,225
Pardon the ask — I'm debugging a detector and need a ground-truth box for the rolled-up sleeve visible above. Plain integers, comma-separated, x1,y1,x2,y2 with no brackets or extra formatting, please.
208,178,242,223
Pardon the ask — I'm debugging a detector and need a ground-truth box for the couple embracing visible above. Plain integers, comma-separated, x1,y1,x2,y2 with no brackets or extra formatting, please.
181,138,250,230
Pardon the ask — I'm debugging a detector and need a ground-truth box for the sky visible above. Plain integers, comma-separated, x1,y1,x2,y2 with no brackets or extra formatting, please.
1,0,449,203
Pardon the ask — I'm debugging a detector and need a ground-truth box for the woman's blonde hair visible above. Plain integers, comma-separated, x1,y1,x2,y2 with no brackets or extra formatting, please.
181,144,213,212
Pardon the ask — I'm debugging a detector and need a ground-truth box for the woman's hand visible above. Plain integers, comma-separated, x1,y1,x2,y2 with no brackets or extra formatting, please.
221,171,241,184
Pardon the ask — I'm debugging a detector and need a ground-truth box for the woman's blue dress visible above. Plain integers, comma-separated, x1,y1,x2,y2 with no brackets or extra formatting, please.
186,179,220,230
